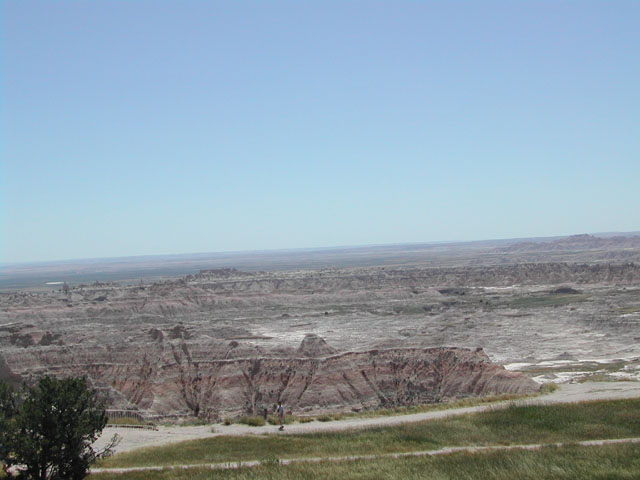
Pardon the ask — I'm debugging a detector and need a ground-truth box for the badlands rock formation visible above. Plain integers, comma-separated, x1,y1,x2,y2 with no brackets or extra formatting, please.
0,333,537,418
2,260,640,417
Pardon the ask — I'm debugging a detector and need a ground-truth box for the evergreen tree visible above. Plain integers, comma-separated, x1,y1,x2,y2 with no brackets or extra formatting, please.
1,376,108,480
0,381,17,472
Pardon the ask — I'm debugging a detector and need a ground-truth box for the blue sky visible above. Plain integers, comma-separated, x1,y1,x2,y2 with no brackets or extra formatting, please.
2,1,639,263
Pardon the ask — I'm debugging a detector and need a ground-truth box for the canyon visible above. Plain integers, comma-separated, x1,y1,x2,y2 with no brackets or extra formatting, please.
1,234,639,418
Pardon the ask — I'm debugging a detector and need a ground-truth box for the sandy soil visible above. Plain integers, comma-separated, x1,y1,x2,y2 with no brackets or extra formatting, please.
93,381,640,455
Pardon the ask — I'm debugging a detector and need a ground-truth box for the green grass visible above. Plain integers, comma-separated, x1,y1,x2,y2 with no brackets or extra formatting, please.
509,294,589,308
338,393,530,419
312,413,344,422
237,416,266,427
107,417,147,426
92,443,640,479
316,415,334,422
266,414,296,425
98,398,640,469
219,393,537,428
223,414,296,426
539,383,559,394
579,373,638,383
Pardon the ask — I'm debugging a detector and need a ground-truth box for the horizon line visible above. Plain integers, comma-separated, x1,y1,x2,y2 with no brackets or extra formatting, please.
3,230,639,268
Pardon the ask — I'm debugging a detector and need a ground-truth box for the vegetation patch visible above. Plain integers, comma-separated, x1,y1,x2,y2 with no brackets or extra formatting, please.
510,294,589,308
219,393,535,428
1,376,112,480
579,373,638,383
551,287,582,295
315,415,334,422
236,416,265,427
266,414,296,425
340,393,532,419
539,383,559,394
98,398,640,469
91,443,640,479
107,417,147,427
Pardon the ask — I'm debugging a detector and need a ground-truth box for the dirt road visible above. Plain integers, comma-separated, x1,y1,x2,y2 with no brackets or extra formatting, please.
93,381,640,455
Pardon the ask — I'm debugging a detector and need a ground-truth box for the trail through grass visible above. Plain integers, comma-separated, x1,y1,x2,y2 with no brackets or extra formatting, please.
220,392,535,426
98,398,640,469
92,443,640,479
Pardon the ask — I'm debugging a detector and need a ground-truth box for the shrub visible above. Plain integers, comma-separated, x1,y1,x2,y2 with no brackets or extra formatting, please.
106,416,146,426
0,376,112,480
267,414,295,425
237,416,265,427
259,455,280,466
540,382,560,394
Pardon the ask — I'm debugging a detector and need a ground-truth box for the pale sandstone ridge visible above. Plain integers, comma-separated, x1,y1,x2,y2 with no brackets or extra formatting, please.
1,336,538,418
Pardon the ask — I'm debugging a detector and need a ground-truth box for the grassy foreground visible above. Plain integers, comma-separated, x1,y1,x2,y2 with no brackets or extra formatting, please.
92,443,640,479
98,398,640,469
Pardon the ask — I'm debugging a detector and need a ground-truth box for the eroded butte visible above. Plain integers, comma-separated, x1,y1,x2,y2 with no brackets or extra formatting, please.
2,235,640,418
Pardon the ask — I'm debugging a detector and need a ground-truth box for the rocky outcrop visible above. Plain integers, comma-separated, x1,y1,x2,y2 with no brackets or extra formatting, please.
0,336,538,418
4,261,634,420
296,334,337,357
2,263,640,328
499,234,640,253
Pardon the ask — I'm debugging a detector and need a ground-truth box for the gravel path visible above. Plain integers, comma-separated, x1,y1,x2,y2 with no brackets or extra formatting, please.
92,437,640,474
93,381,640,455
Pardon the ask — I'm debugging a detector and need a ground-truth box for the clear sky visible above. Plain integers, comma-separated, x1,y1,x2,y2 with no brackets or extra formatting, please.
1,1,639,263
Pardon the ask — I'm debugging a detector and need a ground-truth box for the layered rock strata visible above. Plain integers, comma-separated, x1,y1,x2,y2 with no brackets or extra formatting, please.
3,263,640,329
4,262,636,418
1,337,538,418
